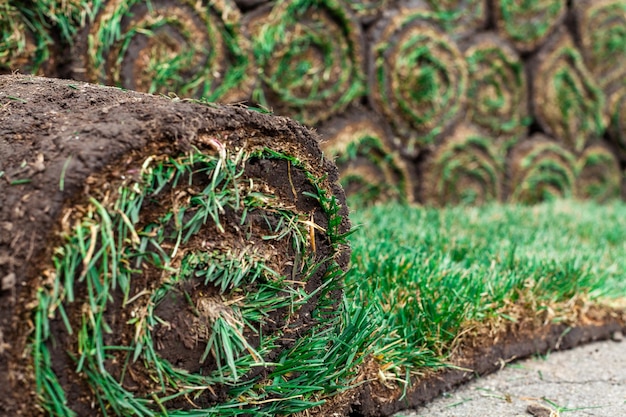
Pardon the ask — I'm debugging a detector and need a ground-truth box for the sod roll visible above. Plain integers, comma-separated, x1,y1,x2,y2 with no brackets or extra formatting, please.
575,143,622,202
572,0,626,93
247,0,365,126
0,74,350,416
607,82,626,160
493,0,566,53
369,3,468,155
345,0,394,24
462,32,528,150
529,27,606,154
508,134,577,204
317,107,414,205
72,0,253,103
422,124,503,206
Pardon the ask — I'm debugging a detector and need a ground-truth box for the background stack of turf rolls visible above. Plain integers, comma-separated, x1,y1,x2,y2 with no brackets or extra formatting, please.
2,0,625,206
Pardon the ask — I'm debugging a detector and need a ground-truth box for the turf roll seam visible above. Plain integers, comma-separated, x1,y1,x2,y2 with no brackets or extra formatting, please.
368,2,468,156
247,0,366,126
0,74,353,416
71,0,253,103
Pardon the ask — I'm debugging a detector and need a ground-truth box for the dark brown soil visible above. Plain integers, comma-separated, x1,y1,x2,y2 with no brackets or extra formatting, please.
0,74,349,416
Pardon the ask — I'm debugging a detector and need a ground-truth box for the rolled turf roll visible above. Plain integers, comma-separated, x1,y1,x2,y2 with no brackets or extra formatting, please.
462,32,529,151
575,143,622,202
369,3,468,156
424,0,487,37
421,124,503,206
492,0,566,53
72,0,253,103
607,82,626,160
345,0,395,24
317,107,415,205
247,0,366,126
0,74,351,416
0,1,53,75
572,0,626,93
529,28,606,154
508,134,577,204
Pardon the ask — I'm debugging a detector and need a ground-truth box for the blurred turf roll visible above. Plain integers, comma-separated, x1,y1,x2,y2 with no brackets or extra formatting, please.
247,0,365,125
572,0,626,94
462,32,529,153
369,2,468,156
607,81,626,160
575,143,622,202
424,0,488,37
0,1,53,74
529,28,606,154
345,0,395,24
422,124,503,206
493,0,566,53
508,134,577,204
318,108,415,206
73,0,253,103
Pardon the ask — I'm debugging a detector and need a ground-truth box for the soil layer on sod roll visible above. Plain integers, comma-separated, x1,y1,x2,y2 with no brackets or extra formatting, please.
0,74,350,416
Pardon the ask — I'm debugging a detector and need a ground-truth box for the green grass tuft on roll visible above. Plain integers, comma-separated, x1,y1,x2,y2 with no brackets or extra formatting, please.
509,134,577,204
369,3,468,155
0,1,53,74
248,0,365,125
530,28,606,154
493,0,566,53
318,108,415,206
422,124,503,206
572,0,626,93
575,144,622,202
463,32,529,151
74,0,253,103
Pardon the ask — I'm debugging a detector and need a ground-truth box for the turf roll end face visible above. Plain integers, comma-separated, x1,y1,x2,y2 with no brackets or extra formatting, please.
508,134,577,204
424,0,488,38
317,108,415,206
73,0,253,103
422,124,504,206
529,27,607,154
0,74,352,416
575,143,621,202
247,0,366,126
493,0,566,53
368,2,468,155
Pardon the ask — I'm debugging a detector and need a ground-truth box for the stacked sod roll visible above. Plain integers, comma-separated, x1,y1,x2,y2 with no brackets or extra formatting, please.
2,0,626,203
0,74,352,416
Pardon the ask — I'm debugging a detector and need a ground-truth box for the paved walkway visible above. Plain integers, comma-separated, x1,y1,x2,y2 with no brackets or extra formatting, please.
395,337,625,417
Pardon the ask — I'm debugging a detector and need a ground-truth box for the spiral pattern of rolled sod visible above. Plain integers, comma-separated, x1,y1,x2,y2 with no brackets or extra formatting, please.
573,0,626,93
369,7,468,155
463,32,528,149
248,0,365,126
78,0,252,103
493,0,566,53
424,0,487,37
607,83,626,160
0,75,352,416
508,135,577,204
0,2,53,75
422,124,503,206
318,109,414,205
530,28,606,154
575,144,621,202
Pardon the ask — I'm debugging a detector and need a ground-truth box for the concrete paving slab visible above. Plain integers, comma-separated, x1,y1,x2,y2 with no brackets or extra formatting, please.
395,338,626,417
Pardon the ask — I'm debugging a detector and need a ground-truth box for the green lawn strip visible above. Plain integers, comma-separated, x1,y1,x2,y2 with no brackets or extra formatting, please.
345,199,626,382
